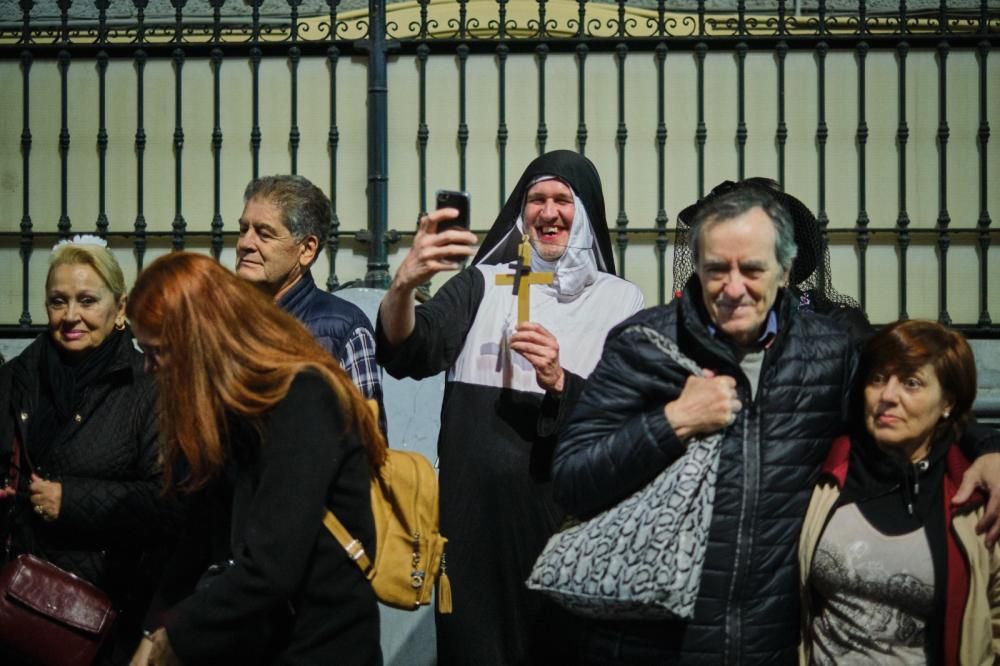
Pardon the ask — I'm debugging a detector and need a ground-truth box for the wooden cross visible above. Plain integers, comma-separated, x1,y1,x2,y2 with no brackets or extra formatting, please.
495,235,554,323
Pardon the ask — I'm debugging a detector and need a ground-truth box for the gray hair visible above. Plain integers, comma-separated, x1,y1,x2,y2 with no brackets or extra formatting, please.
243,175,330,252
687,185,798,278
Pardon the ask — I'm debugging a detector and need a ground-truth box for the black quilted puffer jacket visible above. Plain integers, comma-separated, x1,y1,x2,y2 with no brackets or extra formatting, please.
0,330,175,606
553,282,856,664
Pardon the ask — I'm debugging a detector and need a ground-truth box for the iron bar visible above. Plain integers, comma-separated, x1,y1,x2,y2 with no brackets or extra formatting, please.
855,38,870,314
19,49,32,326
736,40,747,181
535,42,548,155
495,0,508,209
210,45,224,260
57,48,70,239
576,42,588,156
614,12,628,278
575,0,587,156
937,39,950,325
816,38,829,294
324,0,341,289
457,20,469,191
977,34,991,326
896,39,910,320
289,0,300,174
364,0,390,287
415,0,430,301
776,0,788,188
655,39,668,305
458,0,469,189
250,0,262,179
133,0,147,269
325,43,340,291
96,49,108,237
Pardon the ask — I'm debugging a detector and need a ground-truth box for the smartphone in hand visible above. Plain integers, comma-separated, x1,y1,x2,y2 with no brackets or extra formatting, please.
435,190,471,233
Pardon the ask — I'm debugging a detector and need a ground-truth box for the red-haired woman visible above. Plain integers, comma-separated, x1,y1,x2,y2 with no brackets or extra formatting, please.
126,252,385,666
799,320,1000,664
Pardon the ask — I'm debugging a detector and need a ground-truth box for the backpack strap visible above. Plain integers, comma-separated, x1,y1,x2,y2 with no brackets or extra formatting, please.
323,509,375,580
322,399,379,580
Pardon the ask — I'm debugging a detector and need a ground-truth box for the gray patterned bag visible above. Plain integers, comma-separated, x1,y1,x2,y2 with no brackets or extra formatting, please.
526,326,723,620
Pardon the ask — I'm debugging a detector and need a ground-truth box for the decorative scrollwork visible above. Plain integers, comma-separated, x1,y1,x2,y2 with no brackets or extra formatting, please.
484,18,514,39
1,2,996,48
443,17,463,39
618,16,639,38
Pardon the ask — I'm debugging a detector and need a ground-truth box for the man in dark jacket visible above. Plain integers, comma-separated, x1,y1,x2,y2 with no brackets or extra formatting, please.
553,184,1000,664
236,174,385,432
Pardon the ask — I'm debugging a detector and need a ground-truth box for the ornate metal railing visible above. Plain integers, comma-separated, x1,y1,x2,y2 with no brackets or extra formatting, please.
0,0,997,335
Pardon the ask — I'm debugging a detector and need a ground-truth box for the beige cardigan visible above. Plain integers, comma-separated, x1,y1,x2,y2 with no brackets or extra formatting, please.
798,442,1000,665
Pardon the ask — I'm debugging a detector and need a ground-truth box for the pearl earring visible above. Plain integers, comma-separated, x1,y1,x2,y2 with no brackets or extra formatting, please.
943,410,951,419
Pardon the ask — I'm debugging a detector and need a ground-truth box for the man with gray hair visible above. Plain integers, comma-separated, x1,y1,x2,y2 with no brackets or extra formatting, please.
552,183,1000,663
237,174,385,432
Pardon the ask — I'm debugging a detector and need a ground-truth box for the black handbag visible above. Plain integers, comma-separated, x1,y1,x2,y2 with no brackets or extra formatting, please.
0,553,117,666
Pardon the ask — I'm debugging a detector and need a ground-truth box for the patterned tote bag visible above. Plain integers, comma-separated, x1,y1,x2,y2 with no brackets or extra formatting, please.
526,326,723,620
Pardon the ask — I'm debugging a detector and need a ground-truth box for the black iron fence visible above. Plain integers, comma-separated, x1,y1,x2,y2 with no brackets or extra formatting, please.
0,0,997,335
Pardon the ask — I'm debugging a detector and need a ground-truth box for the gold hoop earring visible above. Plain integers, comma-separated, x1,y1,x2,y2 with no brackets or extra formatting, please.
115,319,126,331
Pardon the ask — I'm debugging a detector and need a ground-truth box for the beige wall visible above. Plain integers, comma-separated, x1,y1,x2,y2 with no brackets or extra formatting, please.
0,18,997,326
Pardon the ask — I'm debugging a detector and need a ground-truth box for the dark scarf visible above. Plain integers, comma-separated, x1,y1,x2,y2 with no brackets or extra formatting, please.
840,430,949,528
28,328,125,462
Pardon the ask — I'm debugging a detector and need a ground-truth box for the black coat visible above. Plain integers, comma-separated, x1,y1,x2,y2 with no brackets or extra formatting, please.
148,372,381,666
553,283,856,664
0,330,171,595
0,330,176,664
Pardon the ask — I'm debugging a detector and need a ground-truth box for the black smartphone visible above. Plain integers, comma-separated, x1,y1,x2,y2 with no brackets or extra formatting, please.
435,189,471,233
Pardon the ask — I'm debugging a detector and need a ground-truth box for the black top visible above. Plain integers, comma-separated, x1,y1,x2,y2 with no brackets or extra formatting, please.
0,330,171,588
0,330,176,664
150,372,380,666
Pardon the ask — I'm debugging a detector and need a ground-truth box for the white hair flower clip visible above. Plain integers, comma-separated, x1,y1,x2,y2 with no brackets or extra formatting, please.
53,234,108,251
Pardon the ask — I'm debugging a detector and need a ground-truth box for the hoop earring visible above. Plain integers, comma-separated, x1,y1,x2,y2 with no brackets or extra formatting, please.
114,319,126,331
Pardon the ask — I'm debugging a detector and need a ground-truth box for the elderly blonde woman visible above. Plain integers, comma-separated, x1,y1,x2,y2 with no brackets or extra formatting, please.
0,237,174,664
800,320,1000,664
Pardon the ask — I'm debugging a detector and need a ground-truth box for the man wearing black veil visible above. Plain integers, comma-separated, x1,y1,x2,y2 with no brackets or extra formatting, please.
377,150,643,664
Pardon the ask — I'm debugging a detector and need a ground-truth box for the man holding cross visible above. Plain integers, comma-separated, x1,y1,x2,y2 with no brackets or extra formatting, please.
377,151,643,665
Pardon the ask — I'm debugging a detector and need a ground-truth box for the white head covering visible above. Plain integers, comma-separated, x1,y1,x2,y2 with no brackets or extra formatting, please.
479,175,600,303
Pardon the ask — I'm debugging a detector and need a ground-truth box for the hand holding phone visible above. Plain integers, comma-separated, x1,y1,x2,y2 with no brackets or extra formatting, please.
435,190,471,233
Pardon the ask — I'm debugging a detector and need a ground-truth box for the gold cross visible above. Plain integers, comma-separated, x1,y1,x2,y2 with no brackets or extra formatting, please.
495,235,554,323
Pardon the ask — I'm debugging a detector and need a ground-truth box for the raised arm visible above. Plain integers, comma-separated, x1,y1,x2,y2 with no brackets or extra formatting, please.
379,208,477,347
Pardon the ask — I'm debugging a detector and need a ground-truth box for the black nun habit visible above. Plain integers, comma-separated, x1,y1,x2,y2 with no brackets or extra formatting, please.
377,150,643,665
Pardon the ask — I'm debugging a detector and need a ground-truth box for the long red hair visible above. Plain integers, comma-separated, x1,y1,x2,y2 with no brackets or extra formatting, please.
126,251,386,491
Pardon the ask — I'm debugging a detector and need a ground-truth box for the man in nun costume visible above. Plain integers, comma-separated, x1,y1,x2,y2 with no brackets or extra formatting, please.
377,150,644,665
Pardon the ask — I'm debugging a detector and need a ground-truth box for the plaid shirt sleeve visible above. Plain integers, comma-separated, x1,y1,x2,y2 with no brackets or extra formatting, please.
339,326,388,436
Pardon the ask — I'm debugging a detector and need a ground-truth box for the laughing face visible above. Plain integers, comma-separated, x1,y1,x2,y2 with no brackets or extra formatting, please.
523,178,575,262
46,263,125,357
